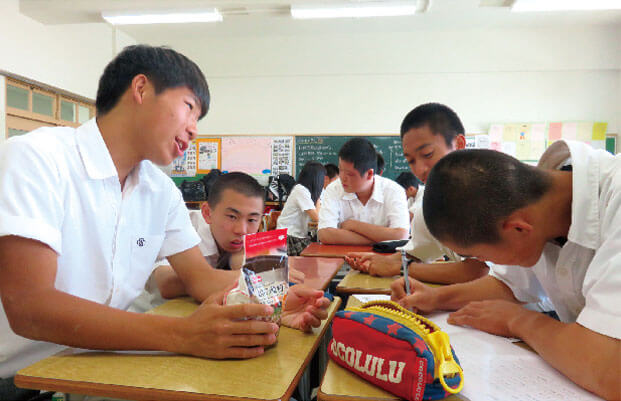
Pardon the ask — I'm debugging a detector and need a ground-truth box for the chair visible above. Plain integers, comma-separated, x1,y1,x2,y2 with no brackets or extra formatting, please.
266,210,281,231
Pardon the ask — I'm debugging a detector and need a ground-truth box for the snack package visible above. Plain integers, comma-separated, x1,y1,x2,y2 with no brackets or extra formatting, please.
224,228,289,324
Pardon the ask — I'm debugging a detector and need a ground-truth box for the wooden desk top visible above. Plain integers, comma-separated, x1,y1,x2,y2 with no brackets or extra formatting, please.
16,297,342,401
289,256,344,290
335,270,396,295
318,297,464,401
300,243,374,258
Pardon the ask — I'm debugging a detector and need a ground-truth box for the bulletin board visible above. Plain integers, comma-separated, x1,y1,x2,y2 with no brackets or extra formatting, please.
467,121,613,162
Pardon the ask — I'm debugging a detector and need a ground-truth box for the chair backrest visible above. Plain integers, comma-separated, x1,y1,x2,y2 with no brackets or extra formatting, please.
267,210,281,231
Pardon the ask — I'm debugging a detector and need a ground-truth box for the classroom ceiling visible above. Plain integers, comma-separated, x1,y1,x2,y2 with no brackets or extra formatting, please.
19,0,621,40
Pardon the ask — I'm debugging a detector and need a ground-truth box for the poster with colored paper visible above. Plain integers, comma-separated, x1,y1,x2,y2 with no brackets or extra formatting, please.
475,134,491,149
196,138,221,173
549,123,562,142
562,122,577,140
531,124,546,142
502,142,516,157
271,137,293,176
516,140,530,160
489,125,503,143
592,122,607,141
518,124,531,142
502,124,518,142
577,122,592,142
171,142,197,177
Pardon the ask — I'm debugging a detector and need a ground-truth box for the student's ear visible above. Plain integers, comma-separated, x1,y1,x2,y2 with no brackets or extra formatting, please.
501,213,534,239
364,169,374,181
453,134,467,150
130,74,149,105
201,202,213,224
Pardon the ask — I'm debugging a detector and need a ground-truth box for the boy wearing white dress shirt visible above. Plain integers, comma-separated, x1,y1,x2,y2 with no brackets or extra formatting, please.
0,45,327,400
318,138,410,245
392,141,621,399
346,104,489,284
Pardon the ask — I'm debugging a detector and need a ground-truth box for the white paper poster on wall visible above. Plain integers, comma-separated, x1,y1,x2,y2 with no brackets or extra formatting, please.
197,141,218,171
271,136,293,176
171,142,197,177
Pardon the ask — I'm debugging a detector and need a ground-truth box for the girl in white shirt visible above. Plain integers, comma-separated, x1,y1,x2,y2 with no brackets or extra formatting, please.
277,161,326,255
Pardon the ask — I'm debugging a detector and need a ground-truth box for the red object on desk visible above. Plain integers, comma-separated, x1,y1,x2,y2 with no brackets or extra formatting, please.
300,243,375,258
289,256,344,290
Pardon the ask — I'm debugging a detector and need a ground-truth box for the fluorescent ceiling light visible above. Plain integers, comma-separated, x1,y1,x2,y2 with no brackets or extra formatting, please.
101,9,223,25
291,2,418,19
511,0,621,12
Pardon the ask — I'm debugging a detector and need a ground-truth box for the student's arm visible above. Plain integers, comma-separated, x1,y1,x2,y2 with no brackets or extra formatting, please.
305,208,319,222
166,246,240,303
448,302,620,400
0,236,277,359
340,219,409,242
409,259,489,284
318,227,373,245
345,252,401,276
390,274,519,313
153,264,187,299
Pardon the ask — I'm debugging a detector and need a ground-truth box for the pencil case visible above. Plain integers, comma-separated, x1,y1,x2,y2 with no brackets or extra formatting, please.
328,300,464,401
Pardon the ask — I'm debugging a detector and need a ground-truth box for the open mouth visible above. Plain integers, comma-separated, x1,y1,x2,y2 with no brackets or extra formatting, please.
175,137,188,155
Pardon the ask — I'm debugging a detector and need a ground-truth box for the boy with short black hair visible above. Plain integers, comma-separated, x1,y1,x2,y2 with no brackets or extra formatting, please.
392,142,621,399
0,45,327,400
318,138,410,245
346,103,489,283
323,163,339,188
376,152,385,176
395,171,422,217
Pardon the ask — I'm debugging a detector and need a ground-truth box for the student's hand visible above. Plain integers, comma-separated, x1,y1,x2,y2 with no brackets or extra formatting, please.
339,219,361,232
289,268,305,284
346,252,400,277
281,285,330,332
179,302,279,359
390,277,438,314
447,300,526,338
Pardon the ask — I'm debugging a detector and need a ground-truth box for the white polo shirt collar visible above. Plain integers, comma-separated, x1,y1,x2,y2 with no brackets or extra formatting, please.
538,140,600,250
340,176,385,204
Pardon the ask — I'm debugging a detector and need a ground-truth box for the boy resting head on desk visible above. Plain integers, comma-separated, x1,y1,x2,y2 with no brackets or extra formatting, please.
133,171,308,312
318,137,410,245
391,143,621,399
346,103,489,285
0,45,328,394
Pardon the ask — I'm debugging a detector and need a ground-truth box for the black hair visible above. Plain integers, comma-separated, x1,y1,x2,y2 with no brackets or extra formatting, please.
423,149,552,247
297,162,327,204
395,171,420,190
208,172,264,208
400,103,465,147
200,169,223,198
96,44,210,119
338,138,377,177
376,153,385,175
324,163,339,179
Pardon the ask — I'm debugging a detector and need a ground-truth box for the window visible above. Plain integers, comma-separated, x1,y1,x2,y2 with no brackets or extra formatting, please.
4,77,95,139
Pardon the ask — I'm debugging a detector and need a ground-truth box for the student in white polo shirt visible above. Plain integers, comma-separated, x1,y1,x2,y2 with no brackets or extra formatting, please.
391,142,621,399
346,104,489,284
277,161,326,256
318,137,410,245
0,45,328,400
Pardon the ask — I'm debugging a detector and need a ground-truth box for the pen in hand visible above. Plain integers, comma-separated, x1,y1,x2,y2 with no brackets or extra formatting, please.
400,249,411,295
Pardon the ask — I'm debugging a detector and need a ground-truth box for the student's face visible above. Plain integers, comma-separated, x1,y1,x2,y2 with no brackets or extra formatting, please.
406,186,418,199
443,235,545,268
138,83,200,166
323,175,338,189
338,159,373,194
401,126,465,184
202,189,263,253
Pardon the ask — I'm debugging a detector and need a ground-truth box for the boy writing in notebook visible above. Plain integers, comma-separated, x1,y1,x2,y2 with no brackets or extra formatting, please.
392,143,620,399
0,45,328,399
318,137,410,245
346,103,489,284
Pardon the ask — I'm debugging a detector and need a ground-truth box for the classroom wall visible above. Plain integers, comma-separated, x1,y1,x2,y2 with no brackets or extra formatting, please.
157,24,621,136
0,0,135,98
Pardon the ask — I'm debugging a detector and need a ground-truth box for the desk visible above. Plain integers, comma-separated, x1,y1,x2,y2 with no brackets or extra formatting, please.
300,243,374,258
16,297,342,401
335,270,396,295
289,256,344,290
318,297,464,401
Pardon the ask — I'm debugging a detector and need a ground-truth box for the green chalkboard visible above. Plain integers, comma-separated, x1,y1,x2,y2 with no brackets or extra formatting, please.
295,136,409,180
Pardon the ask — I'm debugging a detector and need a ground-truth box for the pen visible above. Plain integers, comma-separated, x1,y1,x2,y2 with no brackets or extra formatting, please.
401,249,411,295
